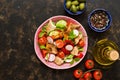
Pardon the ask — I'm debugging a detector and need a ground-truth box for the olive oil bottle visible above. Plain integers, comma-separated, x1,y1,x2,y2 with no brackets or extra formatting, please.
93,39,119,68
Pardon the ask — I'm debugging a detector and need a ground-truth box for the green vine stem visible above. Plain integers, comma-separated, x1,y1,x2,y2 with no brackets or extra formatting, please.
80,69,100,79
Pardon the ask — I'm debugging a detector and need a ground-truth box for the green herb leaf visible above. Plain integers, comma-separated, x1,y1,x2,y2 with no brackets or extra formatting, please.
38,27,47,38
56,27,64,31
74,58,80,62
64,54,74,62
42,27,46,32
63,37,66,41
70,60,74,65
69,30,77,39
67,54,74,59
79,48,84,52
40,45,46,49
79,31,82,34
69,35,76,40
39,32,45,38
69,30,74,35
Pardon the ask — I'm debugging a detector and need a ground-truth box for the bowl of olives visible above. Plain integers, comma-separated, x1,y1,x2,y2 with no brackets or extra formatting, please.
88,9,112,32
64,0,86,15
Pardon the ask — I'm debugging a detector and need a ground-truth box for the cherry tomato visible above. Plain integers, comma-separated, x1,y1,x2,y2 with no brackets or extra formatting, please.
41,49,47,58
58,51,65,59
93,70,102,80
84,72,92,80
79,78,85,80
78,39,85,47
75,52,83,58
85,59,94,69
73,69,83,78
38,36,47,45
55,39,64,48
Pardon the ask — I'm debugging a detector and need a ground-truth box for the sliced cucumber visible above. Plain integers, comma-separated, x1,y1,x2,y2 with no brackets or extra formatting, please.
56,20,67,29
49,30,59,36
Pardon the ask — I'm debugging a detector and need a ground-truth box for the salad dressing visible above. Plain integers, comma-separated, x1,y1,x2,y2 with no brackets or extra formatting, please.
93,39,119,68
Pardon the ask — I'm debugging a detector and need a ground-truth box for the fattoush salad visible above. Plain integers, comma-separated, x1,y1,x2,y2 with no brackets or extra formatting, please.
38,19,86,65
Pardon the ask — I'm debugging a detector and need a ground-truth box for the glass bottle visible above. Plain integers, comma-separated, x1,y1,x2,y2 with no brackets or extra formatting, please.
93,39,119,68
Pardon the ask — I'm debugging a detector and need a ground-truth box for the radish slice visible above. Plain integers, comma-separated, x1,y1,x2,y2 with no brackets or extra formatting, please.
47,36,53,44
48,54,55,62
65,45,73,51
73,29,79,36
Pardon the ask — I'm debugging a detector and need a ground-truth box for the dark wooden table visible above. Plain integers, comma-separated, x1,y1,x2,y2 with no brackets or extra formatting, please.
0,0,120,80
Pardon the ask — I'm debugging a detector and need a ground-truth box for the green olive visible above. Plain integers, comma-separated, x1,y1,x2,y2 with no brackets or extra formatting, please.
66,1,72,9
76,6,80,10
72,1,79,5
79,3,85,10
70,5,78,13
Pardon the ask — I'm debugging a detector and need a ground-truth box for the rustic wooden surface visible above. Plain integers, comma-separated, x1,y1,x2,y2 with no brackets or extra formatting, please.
0,0,120,80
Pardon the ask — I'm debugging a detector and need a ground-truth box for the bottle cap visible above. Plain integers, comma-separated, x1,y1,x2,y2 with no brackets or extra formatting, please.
109,50,119,61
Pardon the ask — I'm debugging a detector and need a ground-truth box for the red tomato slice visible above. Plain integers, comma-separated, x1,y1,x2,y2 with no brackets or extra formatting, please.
41,49,47,58
55,39,64,48
38,36,47,45
78,39,85,47
57,51,65,59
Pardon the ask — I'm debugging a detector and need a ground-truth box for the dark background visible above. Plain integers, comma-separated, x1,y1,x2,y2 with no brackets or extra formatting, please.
0,0,120,80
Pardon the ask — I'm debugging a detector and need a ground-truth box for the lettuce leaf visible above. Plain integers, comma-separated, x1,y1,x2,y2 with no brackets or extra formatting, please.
40,45,46,49
69,30,77,40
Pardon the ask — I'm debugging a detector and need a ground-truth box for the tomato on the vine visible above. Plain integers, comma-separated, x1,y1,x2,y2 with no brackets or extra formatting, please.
73,69,83,78
84,72,92,80
93,70,102,80
79,77,85,80
85,59,94,69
